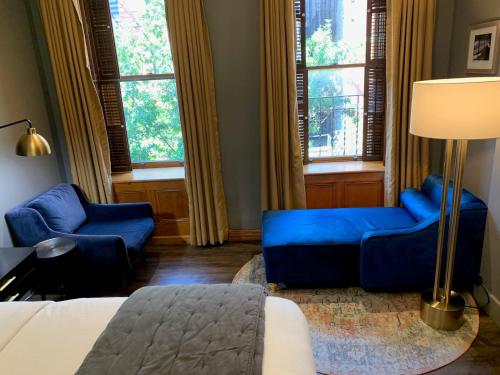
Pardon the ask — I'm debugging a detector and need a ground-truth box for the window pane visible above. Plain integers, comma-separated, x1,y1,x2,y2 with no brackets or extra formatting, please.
306,0,367,66
121,79,184,162
110,0,174,76
308,68,364,158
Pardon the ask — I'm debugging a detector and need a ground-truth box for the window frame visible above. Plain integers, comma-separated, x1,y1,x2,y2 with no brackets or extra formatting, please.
296,0,387,164
81,0,184,172
118,73,184,168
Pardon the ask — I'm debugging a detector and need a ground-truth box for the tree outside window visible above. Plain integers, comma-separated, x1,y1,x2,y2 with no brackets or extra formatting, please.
110,0,184,164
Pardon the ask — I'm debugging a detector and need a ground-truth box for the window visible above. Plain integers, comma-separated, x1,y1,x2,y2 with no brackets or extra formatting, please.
82,0,183,172
296,0,387,163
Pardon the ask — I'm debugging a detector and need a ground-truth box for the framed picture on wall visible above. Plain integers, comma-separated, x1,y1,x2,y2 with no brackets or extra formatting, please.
466,20,500,75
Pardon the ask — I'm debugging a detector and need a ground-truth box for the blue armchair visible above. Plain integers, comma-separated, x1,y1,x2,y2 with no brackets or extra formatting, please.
262,175,487,291
5,184,155,285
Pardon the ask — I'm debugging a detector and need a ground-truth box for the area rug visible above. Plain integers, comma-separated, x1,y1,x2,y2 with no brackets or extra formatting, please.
233,254,479,375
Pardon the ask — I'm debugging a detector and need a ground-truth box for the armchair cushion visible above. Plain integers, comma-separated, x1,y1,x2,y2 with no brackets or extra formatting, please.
84,202,154,222
27,184,87,233
400,188,439,221
76,218,155,259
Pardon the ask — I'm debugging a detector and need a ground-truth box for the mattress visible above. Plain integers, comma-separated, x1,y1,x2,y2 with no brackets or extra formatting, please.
0,296,315,375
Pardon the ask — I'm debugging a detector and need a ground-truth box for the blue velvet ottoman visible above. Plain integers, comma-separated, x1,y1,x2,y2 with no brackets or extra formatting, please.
262,208,416,287
262,175,487,291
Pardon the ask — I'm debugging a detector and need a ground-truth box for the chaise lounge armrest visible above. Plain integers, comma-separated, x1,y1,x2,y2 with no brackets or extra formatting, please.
360,204,487,291
83,202,154,222
360,215,440,290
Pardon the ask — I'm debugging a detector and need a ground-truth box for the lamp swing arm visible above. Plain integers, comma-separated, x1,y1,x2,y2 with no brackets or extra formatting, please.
0,119,33,130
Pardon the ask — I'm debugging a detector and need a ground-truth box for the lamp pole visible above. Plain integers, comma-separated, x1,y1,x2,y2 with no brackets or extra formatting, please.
421,139,468,330
433,139,453,302
443,140,468,304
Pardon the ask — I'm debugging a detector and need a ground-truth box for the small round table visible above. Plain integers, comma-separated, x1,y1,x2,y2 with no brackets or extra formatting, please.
35,237,78,299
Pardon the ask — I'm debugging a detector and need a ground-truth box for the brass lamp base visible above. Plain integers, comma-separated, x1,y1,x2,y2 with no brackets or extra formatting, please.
420,289,465,331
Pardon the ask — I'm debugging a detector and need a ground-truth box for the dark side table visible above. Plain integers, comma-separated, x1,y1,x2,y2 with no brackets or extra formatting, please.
35,237,78,299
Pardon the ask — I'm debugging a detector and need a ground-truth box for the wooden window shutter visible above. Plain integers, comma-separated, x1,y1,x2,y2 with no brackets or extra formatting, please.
363,0,387,161
81,0,132,172
294,0,308,162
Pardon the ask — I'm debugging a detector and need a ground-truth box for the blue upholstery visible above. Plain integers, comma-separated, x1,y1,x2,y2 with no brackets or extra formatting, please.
76,218,154,259
27,184,87,233
400,188,439,221
5,184,155,284
423,174,479,206
263,208,416,287
263,208,417,247
262,174,487,291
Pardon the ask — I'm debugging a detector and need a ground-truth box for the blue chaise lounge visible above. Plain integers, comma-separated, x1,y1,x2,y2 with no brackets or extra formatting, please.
5,184,155,285
262,175,487,291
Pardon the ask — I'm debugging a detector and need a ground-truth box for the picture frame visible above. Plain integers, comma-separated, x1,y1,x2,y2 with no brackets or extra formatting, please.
465,20,500,75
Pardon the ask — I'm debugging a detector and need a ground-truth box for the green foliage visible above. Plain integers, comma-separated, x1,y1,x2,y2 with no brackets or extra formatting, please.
120,80,183,162
112,0,183,162
306,21,363,67
306,22,364,157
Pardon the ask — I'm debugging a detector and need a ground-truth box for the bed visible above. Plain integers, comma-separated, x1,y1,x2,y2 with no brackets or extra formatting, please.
0,288,315,375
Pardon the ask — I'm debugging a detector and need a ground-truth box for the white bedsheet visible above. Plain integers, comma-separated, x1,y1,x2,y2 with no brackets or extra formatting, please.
0,296,315,375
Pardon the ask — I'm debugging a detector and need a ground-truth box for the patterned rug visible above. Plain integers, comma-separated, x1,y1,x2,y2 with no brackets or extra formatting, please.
233,255,479,375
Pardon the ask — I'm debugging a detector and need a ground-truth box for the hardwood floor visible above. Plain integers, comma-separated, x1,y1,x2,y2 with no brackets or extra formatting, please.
123,242,262,295
431,314,500,374
107,242,500,374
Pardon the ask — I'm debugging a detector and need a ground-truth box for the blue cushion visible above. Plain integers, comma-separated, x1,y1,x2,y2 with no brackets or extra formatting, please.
262,208,417,248
28,184,87,233
400,188,439,221
422,174,481,206
76,218,155,259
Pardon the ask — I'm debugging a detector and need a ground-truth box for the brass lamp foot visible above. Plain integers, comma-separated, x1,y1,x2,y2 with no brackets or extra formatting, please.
267,283,279,293
420,288,466,331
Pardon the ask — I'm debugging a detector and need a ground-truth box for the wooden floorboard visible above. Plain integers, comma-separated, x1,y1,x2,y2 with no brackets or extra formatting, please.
99,241,500,374
123,241,262,295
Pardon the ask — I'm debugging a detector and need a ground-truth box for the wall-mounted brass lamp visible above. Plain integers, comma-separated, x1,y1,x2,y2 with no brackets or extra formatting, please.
0,119,51,157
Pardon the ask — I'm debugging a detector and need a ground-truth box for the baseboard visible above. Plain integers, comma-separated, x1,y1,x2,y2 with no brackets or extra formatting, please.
150,229,261,245
149,235,190,246
486,290,500,327
475,285,500,327
228,229,261,242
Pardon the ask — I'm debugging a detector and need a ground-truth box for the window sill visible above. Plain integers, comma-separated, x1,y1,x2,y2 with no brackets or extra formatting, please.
303,160,384,176
112,166,185,183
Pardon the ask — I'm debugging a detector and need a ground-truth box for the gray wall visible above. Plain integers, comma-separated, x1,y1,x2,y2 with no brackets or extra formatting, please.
205,0,261,229
0,0,64,246
432,0,500,325
26,0,72,183
429,0,456,173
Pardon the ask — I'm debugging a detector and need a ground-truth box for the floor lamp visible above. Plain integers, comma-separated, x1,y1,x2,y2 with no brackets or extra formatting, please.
410,77,500,331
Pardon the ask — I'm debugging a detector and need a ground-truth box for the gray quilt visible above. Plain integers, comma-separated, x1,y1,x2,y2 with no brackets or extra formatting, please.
76,284,267,375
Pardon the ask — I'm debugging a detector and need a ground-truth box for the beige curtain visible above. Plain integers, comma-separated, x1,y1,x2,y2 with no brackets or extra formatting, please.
39,0,112,203
260,0,306,210
165,0,228,246
385,0,436,206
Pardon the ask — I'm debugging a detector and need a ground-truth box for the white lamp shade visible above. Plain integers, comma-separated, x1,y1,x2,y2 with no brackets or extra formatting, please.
410,77,500,140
